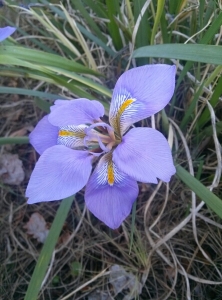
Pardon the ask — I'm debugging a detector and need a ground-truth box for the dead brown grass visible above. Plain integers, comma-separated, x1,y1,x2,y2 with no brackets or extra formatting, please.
1,1,222,299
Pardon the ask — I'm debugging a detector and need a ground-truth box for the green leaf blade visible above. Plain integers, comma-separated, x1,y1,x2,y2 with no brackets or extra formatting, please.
24,196,74,300
176,165,222,219
133,44,222,65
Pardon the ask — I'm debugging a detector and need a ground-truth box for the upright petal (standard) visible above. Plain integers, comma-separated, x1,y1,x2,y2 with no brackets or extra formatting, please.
109,65,176,135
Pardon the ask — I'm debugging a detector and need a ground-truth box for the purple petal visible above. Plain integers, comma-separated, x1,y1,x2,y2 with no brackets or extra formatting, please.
113,128,176,183
0,26,16,42
29,115,58,155
109,64,176,135
48,98,105,127
26,146,93,204
50,99,70,111
85,153,138,229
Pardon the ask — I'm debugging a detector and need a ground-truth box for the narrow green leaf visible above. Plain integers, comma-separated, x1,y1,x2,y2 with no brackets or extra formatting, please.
150,0,165,45
82,0,107,18
176,165,222,219
169,11,222,115
190,10,197,37
125,0,134,29
45,66,112,98
24,196,74,300
0,68,95,98
203,0,217,26
0,57,111,100
133,44,222,65
77,23,116,57
106,0,123,50
198,75,222,128
180,82,205,130
196,121,222,141
133,0,150,65
175,0,187,15
71,0,106,42
160,8,170,44
1,15,57,54
168,0,178,14
45,72,95,99
38,0,115,57
0,46,99,75
0,87,65,100
34,98,51,113
0,54,54,73
180,65,222,130
0,137,29,145
199,0,205,31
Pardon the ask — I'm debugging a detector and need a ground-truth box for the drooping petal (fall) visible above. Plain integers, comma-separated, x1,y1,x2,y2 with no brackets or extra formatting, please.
109,64,176,135
48,98,105,127
29,115,58,155
85,153,138,229
113,128,176,183
26,145,93,204
0,26,16,42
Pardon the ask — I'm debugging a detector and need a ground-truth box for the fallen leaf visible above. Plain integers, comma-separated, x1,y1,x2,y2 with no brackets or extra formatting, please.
0,153,25,185
109,264,142,300
88,290,111,300
24,212,49,243
58,231,71,245
10,127,32,137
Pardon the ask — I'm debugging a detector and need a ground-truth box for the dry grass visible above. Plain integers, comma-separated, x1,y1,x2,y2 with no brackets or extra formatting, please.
1,1,222,299
1,167,222,299
1,95,222,299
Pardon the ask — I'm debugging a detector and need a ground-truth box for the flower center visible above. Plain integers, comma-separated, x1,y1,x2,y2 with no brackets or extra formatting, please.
84,122,116,153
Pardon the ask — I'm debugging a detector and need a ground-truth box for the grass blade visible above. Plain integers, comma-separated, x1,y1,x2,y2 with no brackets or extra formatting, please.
180,65,222,130
106,0,123,50
0,87,66,100
0,137,29,145
176,165,222,219
24,196,74,300
0,46,99,75
34,98,51,113
150,0,165,45
133,44,222,65
198,75,222,128
70,0,106,43
133,0,150,65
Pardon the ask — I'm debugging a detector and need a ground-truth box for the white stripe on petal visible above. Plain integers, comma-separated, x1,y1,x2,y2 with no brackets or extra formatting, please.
57,125,87,149
109,89,142,136
96,153,125,186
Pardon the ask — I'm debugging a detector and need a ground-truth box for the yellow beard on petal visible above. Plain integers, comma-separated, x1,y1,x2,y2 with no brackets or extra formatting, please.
107,161,115,186
118,98,134,116
58,130,85,139
113,98,135,136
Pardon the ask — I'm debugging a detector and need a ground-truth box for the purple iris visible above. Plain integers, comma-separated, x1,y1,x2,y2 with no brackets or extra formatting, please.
0,26,16,42
26,64,176,229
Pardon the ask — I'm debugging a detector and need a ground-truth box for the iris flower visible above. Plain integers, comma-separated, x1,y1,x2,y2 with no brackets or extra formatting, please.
26,64,176,229
0,26,16,42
